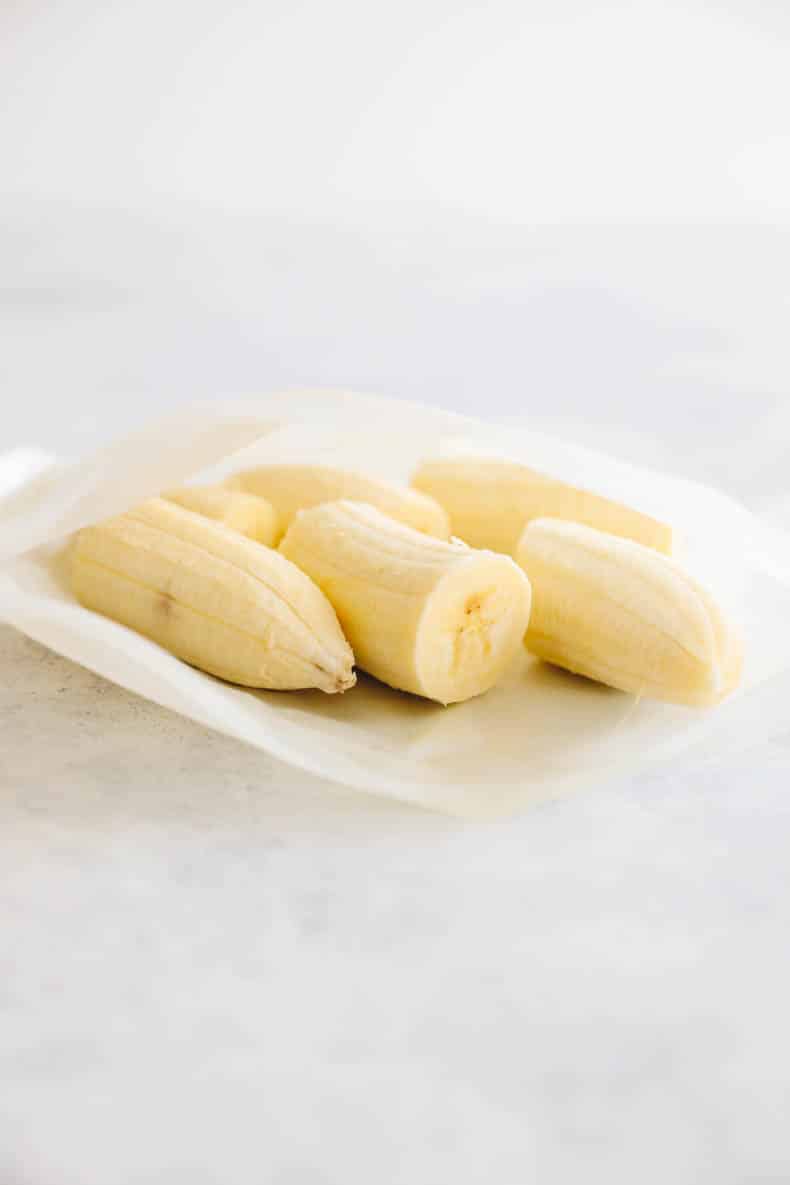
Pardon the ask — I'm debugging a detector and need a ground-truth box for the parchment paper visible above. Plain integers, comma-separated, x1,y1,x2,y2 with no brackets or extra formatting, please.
2,390,789,818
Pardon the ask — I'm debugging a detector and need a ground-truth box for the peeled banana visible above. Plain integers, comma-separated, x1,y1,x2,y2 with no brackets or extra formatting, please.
412,457,673,556
280,500,532,704
163,485,279,545
516,518,741,706
228,464,450,542
71,497,355,692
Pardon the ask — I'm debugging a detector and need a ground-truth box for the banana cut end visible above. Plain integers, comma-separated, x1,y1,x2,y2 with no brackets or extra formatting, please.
279,498,532,705
415,551,533,705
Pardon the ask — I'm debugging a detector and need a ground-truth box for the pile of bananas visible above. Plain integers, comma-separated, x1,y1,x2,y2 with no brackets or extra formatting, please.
71,459,741,707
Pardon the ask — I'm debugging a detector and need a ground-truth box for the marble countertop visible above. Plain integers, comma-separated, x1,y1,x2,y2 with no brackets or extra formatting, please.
2,205,790,1185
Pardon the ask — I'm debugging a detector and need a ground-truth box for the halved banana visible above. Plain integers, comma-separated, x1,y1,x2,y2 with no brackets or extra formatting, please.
516,518,741,706
412,456,673,556
163,485,278,545
228,464,450,542
71,498,355,692
280,500,532,704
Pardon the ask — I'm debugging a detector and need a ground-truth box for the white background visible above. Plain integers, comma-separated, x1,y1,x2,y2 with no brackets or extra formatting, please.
2,3,790,1183
4,0,790,222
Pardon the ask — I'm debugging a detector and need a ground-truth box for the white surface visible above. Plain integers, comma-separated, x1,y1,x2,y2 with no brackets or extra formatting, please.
3,627,790,1185
3,197,790,1182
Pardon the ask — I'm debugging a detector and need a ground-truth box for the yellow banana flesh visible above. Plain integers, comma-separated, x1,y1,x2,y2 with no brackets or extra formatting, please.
517,518,741,706
280,500,532,704
71,498,355,692
228,464,450,542
163,485,279,545
412,456,673,556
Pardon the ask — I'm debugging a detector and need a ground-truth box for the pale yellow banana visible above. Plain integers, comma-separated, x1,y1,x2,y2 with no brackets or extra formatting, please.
280,500,532,704
412,457,673,556
228,464,450,541
516,518,741,706
163,485,279,545
71,498,355,692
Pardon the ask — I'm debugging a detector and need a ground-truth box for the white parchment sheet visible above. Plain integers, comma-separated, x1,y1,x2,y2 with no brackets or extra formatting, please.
2,390,789,819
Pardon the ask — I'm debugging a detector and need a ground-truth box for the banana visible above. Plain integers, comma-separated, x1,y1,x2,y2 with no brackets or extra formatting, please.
516,518,741,706
412,457,673,556
163,485,279,545
71,497,355,692
279,500,532,704
228,464,450,542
